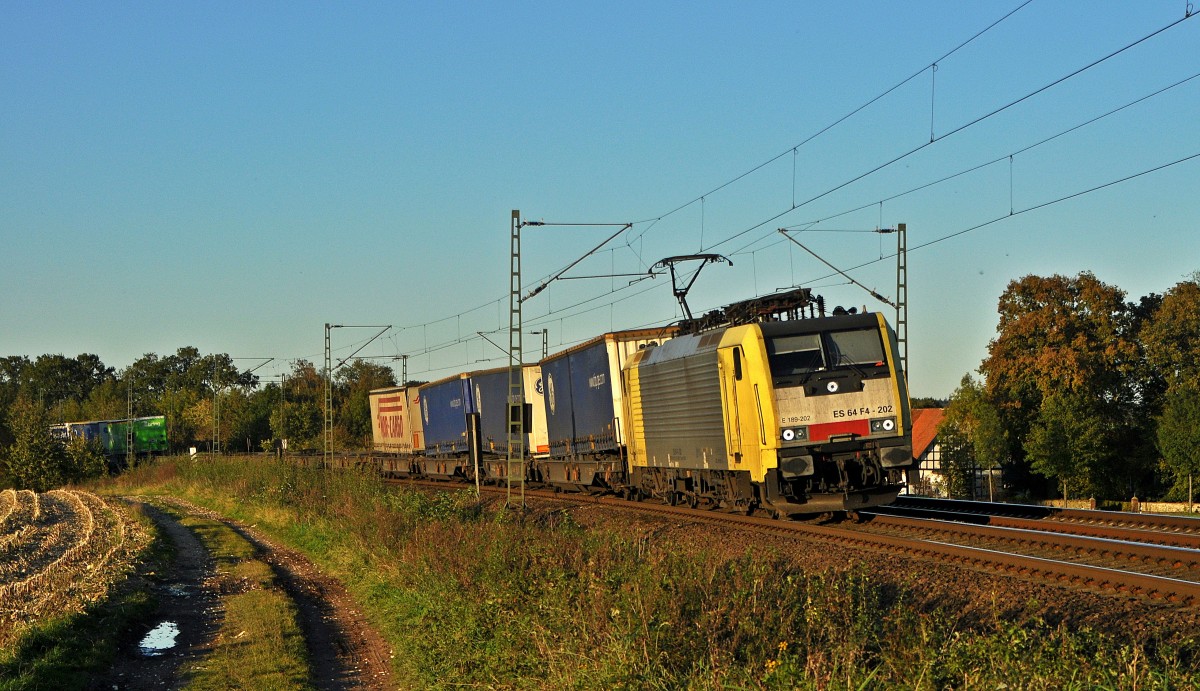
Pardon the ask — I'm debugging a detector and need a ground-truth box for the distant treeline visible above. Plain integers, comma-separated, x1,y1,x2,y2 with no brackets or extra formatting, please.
0,348,397,489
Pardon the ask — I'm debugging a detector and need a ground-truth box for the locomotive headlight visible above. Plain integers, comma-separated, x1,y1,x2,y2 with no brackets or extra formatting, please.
869,417,897,433
781,426,808,442
826,381,840,393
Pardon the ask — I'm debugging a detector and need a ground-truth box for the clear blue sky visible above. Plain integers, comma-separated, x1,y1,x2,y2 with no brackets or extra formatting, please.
3,1,1198,397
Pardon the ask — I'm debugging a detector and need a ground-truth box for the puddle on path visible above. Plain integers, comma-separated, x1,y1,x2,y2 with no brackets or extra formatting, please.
139,621,180,657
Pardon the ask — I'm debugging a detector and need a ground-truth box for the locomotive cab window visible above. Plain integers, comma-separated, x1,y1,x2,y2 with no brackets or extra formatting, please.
766,333,824,378
826,328,886,368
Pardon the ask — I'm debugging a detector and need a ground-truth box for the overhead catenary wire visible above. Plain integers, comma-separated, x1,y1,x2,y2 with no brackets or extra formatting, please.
795,150,1200,292
627,0,1037,229
725,67,1200,259
413,147,1200,381
305,3,1039,354
521,222,633,301
777,231,897,308
398,144,1200,381
702,9,1198,255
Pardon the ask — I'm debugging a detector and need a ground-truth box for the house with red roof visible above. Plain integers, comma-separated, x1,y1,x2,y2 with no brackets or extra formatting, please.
906,407,1002,499
907,408,946,496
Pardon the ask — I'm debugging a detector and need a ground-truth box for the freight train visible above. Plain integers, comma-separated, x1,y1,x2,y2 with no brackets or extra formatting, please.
49,415,169,458
368,290,912,516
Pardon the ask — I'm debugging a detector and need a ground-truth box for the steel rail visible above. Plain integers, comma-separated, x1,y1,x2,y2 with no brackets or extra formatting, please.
894,496,1200,534
875,505,1200,551
860,512,1200,578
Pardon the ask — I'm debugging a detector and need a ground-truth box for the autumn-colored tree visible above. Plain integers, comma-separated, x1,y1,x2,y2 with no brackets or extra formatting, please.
980,273,1142,498
983,273,1138,403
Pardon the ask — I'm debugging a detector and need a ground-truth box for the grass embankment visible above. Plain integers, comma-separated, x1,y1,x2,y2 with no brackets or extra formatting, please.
157,504,312,690
100,456,1198,689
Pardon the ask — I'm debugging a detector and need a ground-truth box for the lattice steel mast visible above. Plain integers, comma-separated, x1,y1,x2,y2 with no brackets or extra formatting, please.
507,210,526,508
895,223,908,379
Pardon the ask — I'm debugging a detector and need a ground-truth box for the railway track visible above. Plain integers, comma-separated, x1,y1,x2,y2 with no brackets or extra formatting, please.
856,511,1200,579
891,496,1200,542
384,477,1200,607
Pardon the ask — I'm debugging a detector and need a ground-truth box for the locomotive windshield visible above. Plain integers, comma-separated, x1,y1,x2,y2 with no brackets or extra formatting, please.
766,327,886,379
826,327,886,366
765,333,824,376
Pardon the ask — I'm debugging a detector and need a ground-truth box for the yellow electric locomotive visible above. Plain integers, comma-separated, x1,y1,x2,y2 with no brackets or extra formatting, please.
622,310,911,515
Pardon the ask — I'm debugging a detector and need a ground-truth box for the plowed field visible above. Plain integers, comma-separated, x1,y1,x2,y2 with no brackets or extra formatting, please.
0,488,152,648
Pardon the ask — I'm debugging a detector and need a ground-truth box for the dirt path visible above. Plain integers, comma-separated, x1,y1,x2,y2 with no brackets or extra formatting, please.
88,501,223,690
94,498,394,690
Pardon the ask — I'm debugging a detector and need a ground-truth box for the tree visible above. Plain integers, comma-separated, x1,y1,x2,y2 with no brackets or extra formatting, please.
217,387,273,453
123,347,256,414
161,388,203,451
940,374,1007,501
980,273,1142,499
237,386,278,453
934,424,976,499
120,347,262,452
910,396,947,409
0,356,29,449
22,353,113,413
83,378,131,421
1141,277,1200,388
270,360,324,450
1,395,69,491
335,360,397,448
1024,392,1107,506
1157,381,1200,509
64,436,107,481
1138,276,1200,502
182,398,214,451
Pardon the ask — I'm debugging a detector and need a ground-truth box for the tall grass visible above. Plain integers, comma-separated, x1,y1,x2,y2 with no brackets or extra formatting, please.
100,456,1198,689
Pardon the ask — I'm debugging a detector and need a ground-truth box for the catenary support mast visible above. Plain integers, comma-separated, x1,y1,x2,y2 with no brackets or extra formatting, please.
507,210,526,508
896,223,908,380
